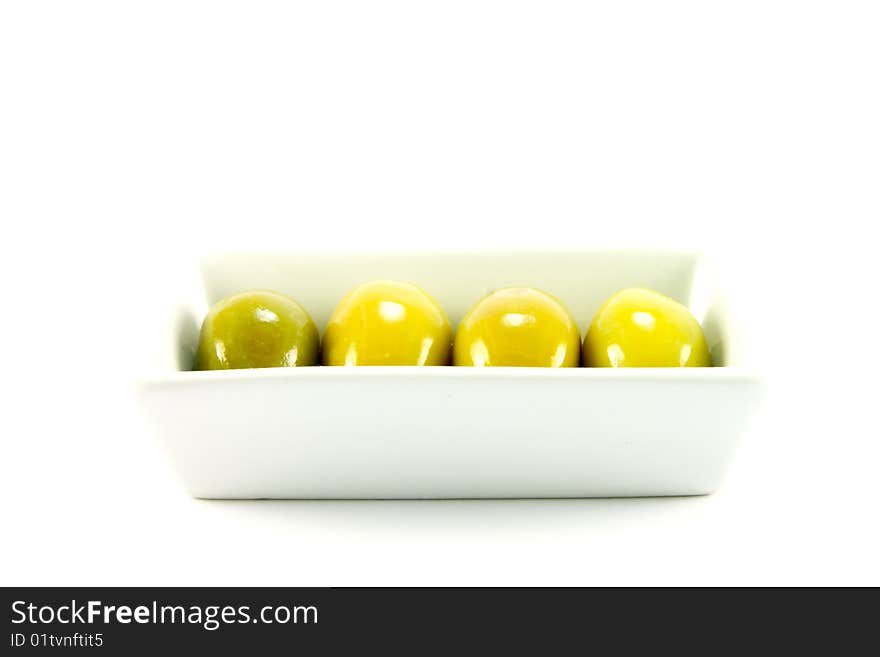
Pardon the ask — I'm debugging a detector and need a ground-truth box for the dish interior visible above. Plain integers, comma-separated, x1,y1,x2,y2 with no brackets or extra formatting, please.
163,250,738,373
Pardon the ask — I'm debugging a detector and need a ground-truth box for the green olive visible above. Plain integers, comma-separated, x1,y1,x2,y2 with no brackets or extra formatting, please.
454,288,580,367
323,280,451,365
195,290,319,370
582,287,711,367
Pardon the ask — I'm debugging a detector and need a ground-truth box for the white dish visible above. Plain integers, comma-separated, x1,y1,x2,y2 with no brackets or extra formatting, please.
136,250,762,498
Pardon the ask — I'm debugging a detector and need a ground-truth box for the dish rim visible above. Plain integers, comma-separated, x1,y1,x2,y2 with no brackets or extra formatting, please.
139,364,762,389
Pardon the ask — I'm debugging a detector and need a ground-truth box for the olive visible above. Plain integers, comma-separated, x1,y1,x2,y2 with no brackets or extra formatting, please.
453,288,580,367
195,290,319,370
582,287,711,367
322,280,451,365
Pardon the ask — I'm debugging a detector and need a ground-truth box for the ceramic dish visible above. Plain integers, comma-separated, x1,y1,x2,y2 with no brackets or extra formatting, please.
136,250,762,498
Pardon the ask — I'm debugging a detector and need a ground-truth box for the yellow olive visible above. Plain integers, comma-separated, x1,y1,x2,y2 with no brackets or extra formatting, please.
454,288,580,367
196,290,319,370
582,287,711,367
323,280,451,365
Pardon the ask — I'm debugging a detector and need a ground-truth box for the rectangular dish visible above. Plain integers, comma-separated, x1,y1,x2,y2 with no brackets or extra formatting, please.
136,250,762,498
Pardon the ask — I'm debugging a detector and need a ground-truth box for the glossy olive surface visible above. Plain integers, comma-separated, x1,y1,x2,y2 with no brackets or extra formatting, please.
582,287,711,367
454,288,580,367
196,290,319,370
322,280,451,365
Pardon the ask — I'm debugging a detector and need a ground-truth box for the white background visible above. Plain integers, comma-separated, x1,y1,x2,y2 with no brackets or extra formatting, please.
1,1,878,585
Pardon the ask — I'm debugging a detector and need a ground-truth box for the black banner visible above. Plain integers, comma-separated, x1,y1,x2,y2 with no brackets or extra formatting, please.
1,587,874,652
